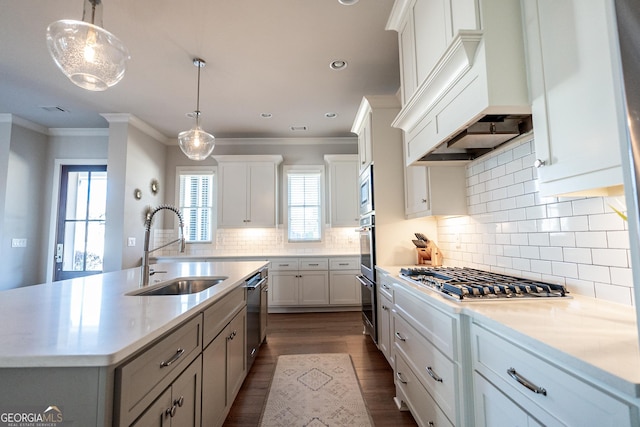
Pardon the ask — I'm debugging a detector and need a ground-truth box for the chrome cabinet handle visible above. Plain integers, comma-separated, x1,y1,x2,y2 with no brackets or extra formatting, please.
381,305,389,310
160,348,185,368
395,331,406,342
174,396,184,408
382,283,390,290
421,199,427,203
507,367,547,396
426,366,443,383
166,405,177,418
309,263,319,266
228,330,237,341
396,371,407,384
338,263,349,266
534,159,546,168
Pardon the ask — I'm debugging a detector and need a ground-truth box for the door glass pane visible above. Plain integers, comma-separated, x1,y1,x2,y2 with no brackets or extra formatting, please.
86,221,105,271
63,222,86,271
88,172,107,220
65,172,89,220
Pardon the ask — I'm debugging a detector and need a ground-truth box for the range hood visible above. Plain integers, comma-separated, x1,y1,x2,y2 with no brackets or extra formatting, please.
387,1,532,166
416,114,533,164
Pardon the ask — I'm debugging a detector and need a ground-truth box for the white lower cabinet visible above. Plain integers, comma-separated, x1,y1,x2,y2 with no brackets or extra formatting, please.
269,257,361,309
392,283,462,426
471,322,635,427
395,353,454,427
377,272,395,366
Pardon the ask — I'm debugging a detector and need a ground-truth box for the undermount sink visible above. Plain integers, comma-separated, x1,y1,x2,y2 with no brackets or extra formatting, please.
128,277,228,296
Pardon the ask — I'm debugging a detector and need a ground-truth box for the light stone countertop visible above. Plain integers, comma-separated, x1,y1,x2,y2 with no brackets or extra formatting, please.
0,260,267,368
151,253,359,262
378,265,640,398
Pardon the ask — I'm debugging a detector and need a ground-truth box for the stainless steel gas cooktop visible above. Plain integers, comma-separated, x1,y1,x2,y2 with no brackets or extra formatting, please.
399,267,569,301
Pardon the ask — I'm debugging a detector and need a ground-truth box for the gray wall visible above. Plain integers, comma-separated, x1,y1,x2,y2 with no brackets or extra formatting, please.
0,122,48,290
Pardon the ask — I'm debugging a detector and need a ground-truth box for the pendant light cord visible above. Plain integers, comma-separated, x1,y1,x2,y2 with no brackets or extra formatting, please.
195,61,202,127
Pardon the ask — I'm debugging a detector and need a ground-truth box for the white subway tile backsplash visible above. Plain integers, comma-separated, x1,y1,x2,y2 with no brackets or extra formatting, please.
592,248,629,268
436,135,633,305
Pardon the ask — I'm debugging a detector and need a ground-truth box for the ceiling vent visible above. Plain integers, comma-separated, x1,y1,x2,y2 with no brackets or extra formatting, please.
40,105,69,113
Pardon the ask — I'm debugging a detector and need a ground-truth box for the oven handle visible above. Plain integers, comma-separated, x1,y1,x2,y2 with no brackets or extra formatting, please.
356,275,373,288
245,277,267,290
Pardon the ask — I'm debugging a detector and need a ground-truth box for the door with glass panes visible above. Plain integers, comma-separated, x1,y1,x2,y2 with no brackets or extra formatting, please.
54,165,107,281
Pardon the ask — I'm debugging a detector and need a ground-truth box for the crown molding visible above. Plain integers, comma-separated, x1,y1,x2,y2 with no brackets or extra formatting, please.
100,113,171,144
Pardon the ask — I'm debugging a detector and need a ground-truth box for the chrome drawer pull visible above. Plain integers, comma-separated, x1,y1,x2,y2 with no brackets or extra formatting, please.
309,263,319,266
338,263,349,266
395,331,406,342
160,348,185,368
396,371,408,384
507,367,547,396
382,305,388,310
426,366,443,383
174,396,184,408
166,405,177,417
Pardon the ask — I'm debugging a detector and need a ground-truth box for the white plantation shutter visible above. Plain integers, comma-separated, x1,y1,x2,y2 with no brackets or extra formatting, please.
178,171,214,242
287,170,322,242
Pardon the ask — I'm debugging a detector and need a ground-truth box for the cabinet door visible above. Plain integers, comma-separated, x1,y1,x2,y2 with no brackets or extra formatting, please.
523,0,624,196
201,334,227,427
299,271,329,305
329,271,361,305
247,162,277,227
405,165,429,216
474,373,544,427
328,160,358,227
170,357,202,427
358,113,372,172
269,272,299,306
377,293,392,365
399,11,417,105
226,309,246,401
131,388,172,427
218,162,249,227
413,0,448,85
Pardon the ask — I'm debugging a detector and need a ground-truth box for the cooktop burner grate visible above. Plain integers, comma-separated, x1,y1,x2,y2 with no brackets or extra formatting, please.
399,266,569,301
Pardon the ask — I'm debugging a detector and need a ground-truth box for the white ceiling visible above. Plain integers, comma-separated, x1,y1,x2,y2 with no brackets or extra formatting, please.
0,0,400,141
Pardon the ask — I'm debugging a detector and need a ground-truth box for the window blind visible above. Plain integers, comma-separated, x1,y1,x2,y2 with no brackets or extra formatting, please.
287,171,321,241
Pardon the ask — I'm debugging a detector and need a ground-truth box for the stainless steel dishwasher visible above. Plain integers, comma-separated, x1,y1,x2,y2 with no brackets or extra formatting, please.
245,267,268,371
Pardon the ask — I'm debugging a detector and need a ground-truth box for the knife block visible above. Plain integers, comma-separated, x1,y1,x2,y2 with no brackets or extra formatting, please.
416,241,443,266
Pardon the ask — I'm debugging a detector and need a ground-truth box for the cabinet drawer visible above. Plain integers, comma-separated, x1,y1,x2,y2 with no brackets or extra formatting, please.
299,258,328,270
269,259,299,271
116,315,202,426
203,286,246,346
394,284,455,358
329,257,359,270
471,323,634,426
394,313,456,422
395,353,454,427
378,276,393,301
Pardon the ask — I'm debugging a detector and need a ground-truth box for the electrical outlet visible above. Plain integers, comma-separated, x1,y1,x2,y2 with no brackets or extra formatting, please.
11,238,27,248
455,233,461,249
127,237,136,247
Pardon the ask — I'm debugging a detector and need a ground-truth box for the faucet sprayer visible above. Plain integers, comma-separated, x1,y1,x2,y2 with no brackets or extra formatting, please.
141,204,186,287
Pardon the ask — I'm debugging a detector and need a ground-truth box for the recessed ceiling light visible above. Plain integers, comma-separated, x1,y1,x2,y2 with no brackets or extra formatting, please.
261,113,273,118
338,0,359,5
325,112,338,118
330,60,348,71
290,126,308,132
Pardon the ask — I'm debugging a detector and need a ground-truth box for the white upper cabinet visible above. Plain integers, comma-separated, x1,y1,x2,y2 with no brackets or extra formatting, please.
387,0,531,165
521,0,625,197
405,165,467,218
213,155,283,228
325,155,359,227
356,110,373,173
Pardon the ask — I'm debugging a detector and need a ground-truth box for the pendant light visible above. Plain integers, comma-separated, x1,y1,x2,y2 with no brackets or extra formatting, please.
178,58,215,161
46,0,130,91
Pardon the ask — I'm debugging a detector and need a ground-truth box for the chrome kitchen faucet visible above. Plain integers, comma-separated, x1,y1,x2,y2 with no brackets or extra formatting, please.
141,205,186,287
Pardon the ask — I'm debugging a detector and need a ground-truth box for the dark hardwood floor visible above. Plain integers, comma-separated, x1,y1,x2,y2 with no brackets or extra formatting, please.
223,311,417,426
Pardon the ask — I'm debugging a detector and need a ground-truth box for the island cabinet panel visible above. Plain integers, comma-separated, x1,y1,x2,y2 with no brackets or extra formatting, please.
131,356,202,427
377,272,395,366
202,286,246,345
201,307,247,427
115,315,202,426
471,323,636,427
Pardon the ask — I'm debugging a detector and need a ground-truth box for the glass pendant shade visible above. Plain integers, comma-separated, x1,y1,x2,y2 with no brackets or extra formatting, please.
178,125,215,161
178,58,215,160
46,0,130,91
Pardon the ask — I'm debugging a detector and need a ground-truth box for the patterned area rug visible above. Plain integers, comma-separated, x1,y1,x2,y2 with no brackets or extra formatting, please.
259,353,373,427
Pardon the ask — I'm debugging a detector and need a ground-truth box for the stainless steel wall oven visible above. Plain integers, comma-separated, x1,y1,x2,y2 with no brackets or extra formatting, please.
358,163,377,343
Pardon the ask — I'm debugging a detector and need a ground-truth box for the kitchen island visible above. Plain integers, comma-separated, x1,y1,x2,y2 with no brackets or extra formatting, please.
0,260,267,427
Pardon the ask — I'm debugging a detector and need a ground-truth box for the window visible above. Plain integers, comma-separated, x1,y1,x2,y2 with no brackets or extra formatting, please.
177,168,215,242
285,166,324,242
